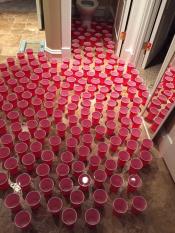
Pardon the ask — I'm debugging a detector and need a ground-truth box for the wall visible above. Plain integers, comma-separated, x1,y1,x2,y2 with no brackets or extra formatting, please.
43,0,62,51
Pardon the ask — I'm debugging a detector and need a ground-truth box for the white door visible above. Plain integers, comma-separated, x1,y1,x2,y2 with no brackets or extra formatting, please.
142,0,175,69
114,0,132,57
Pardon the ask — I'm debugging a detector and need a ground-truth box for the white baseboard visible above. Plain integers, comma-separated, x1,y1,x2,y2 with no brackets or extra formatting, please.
45,45,62,55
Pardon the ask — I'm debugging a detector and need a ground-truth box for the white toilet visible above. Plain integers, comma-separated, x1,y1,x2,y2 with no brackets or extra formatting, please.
76,0,99,29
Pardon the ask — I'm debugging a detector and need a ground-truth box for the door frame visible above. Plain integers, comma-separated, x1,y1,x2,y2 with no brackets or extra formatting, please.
141,35,175,139
115,0,132,57
61,0,72,58
141,0,168,69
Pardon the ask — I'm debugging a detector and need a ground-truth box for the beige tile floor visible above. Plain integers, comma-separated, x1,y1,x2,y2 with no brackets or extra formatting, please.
0,0,45,63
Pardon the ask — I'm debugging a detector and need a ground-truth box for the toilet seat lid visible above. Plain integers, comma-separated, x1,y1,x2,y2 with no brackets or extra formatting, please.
76,0,99,7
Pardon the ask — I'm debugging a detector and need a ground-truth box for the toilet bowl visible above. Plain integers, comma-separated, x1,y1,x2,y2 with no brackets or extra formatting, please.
76,0,99,29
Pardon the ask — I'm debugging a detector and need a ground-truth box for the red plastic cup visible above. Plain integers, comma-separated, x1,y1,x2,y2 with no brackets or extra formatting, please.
0,172,9,190
150,116,162,132
145,107,159,122
36,163,50,179
0,119,6,135
33,129,46,144
81,119,92,133
81,107,90,120
61,208,77,227
39,177,54,197
126,140,138,155
15,142,28,160
130,128,141,140
59,177,73,196
70,190,85,209
71,95,79,105
110,136,122,152
92,111,101,126
27,120,38,136
44,101,54,116
95,125,106,140
132,116,142,128
89,155,101,171
53,109,62,123
72,161,85,178
66,137,77,153
129,158,143,174
4,193,21,213
82,134,93,148
2,102,13,115
141,139,153,151
57,122,66,138
113,198,128,217
25,191,41,210
67,103,77,116
139,150,152,166
105,159,117,176
7,111,20,123
93,189,108,208
71,126,81,141
22,153,35,172
47,196,63,215
131,196,147,214
118,107,128,121
30,141,42,159
127,174,142,193
58,97,67,112
1,134,13,149
94,169,107,188
39,119,51,135
110,174,123,192
7,93,18,107
14,210,31,230
97,142,108,159
0,146,10,163
117,151,130,167
94,101,103,113
56,163,70,180
49,135,61,153
118,127,129,142
78,145,90,162
85,208,100,227
78,173,91,192
18,132,31,146
61,151,74,167
41,150,54,166
121,117,131,128
16,173,31,192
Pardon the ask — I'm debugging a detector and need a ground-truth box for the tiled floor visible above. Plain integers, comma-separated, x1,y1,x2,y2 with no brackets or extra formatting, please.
0,0,44,63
